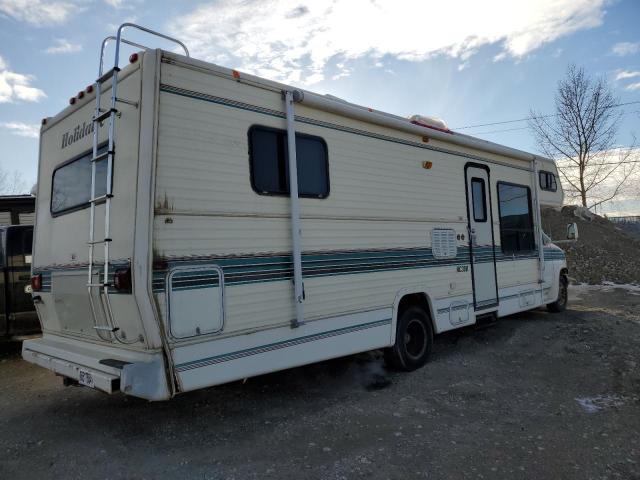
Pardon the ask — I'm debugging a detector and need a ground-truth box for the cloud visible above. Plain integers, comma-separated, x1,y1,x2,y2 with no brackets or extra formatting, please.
0,55,46,103
0,0,81,26
169,0,607,85
103,0,123,7
611,41,640,56
626,82,640,91
0,121,40,138
45,38,82,54
614,70,640,81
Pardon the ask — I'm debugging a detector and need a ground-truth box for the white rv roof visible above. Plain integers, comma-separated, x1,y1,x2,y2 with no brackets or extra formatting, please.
160,50,551,165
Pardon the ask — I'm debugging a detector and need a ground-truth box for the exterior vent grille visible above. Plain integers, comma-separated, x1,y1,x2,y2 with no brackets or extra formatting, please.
431,229,457,259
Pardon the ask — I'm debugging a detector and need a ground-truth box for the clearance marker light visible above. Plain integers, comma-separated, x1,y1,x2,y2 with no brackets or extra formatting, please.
86,85,94,93
77,91,85,99
69,97,76,105
232,69,240,79
129,52,139,63
31,274,42,292
422,161,433,169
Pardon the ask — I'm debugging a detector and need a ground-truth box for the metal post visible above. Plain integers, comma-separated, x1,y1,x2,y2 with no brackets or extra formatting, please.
285,90,304,328
531,159,545,283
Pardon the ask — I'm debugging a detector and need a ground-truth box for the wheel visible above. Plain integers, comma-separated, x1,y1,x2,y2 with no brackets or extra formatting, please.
547,274,568,313
384,306,433,371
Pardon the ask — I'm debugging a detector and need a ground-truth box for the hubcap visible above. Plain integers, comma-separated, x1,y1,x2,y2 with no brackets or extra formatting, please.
404,318,427,360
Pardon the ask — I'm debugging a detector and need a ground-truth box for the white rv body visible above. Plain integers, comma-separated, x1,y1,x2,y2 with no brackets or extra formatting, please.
24,36,567,400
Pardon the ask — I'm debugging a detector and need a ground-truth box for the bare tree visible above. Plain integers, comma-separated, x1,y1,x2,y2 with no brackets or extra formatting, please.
529,64,638,210
0,166,27,195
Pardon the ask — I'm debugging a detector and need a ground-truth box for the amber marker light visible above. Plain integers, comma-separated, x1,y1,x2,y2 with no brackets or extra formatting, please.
422,161,433,169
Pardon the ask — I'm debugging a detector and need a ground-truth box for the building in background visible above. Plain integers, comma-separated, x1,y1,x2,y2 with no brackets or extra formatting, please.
0,195,36,225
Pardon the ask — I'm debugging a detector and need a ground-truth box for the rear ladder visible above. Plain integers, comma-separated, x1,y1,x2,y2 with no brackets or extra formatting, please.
87,23,189,342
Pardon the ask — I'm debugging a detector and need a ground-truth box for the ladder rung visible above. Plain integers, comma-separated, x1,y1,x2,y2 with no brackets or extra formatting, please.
92,150,115,162
93,108,118,124
96,66,121,84
89,194,113,204
94,325,120,332
87,283,112,288
87,238,112,245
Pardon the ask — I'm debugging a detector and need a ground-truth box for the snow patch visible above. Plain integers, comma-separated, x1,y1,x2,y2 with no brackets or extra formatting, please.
575,394,625,413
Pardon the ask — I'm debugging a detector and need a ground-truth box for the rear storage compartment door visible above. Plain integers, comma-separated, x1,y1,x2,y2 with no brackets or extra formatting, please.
166,265,224,339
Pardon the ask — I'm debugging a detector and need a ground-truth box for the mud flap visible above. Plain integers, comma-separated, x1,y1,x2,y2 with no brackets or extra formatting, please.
121,355,171,401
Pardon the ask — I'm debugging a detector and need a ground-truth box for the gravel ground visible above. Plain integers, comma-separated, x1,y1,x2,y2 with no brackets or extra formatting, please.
1,287,639,480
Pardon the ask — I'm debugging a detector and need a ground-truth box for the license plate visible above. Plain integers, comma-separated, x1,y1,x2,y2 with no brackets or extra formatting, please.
78,369,95,388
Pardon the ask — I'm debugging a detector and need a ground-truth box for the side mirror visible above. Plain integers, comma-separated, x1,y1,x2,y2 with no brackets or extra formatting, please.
566,222,578,240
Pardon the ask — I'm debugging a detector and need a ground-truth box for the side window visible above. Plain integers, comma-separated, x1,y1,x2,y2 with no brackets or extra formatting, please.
249,126,329,198
51,145,109,215
471,178,487,222
497,182,535,252
539,170,557,192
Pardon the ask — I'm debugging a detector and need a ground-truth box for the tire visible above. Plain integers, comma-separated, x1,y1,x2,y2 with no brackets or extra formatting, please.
547,274,568,313
384,306,434,371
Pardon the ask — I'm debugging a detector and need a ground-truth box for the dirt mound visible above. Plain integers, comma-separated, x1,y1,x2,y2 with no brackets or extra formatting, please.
612,220,640,239
541,205,640,284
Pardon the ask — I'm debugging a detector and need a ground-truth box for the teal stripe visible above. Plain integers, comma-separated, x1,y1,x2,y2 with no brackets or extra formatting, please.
153,246,564,292
34,247,564,293
175,317,392,372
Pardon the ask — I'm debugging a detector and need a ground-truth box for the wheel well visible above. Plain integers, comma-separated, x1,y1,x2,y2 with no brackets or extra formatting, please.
397,293,433,321
394,293,437,340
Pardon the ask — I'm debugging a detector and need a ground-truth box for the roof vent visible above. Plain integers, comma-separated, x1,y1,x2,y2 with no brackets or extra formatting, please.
408,114,450,133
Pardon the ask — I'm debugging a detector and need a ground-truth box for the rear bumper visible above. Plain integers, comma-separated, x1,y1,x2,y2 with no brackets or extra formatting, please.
22,335,171,400
23,346,120,393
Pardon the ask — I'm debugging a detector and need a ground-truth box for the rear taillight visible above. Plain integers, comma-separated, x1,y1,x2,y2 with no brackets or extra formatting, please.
114,267,132,292
31,274,42,292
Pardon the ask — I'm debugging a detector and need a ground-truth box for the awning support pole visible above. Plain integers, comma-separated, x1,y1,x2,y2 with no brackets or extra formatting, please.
531,159,545,284
285,90,305,328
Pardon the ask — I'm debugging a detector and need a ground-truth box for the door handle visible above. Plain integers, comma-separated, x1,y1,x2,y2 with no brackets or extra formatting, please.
468,227,477,247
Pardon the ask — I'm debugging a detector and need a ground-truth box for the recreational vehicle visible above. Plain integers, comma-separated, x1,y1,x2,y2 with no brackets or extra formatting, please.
23,24,569,400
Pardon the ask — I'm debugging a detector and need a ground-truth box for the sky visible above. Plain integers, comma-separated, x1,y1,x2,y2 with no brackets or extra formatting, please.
0,0,639,212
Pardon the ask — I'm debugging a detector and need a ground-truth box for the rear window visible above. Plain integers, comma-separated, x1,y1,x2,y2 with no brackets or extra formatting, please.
51,145,109,215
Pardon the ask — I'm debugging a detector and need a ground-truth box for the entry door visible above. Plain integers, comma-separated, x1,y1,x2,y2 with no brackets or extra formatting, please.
465,166,498,310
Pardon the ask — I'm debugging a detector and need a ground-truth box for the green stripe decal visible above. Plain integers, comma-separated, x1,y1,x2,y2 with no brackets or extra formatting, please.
33,247,565,294
175,318,392,372
153,246,564,292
